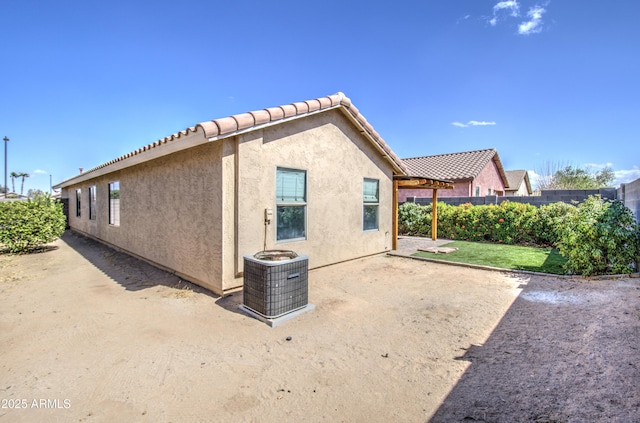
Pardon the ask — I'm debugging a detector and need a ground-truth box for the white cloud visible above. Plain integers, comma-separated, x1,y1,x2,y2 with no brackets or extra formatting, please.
584,163,613,172
518,5,546,35
457,14,472,24
584,162,614,170
527,169,542,189
494,1,520,15
33,169,48,175
490,1,520,26
452,121,497,128
468,120,497,126
614,166,640,186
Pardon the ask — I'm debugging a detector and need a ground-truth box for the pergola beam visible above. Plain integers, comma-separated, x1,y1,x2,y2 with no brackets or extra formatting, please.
396,179,453,190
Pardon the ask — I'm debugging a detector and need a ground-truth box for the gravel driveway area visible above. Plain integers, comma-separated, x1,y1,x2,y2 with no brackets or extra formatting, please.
1,232,638,422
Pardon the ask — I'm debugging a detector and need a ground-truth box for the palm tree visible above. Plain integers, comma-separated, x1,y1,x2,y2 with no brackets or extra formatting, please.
19,172,29,196
10,171,19,194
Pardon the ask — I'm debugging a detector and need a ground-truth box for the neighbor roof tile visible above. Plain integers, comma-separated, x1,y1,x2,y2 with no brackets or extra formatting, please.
403,148,507,183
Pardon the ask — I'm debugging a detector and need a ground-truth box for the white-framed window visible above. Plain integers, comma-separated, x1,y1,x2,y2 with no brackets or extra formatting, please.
363,178,379,231
109,181,120,226
75,189,81,217
89,186,97,221
487,188,492,195
276,167,307,241
475,186,480,197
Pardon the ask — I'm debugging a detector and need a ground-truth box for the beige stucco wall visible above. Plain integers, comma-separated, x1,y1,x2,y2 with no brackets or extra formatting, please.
62,108,396,295
225,109,395,291
64,132,226,294
506,182,529,196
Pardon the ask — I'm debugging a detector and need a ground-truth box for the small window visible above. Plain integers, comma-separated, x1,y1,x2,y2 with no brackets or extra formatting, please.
276,167,306,241
75,189,81,217
109,181,120,226
89,186,97,221
487,188,492,195
363,178,379,231
475,186,480,197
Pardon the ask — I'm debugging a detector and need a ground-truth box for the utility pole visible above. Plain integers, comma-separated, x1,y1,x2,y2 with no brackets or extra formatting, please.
3,136,8,195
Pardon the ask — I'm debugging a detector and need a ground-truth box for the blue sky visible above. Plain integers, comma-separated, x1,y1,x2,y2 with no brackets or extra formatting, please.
1,0,639,194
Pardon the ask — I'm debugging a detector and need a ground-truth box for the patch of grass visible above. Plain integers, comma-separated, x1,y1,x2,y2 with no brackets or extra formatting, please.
412,241,567,274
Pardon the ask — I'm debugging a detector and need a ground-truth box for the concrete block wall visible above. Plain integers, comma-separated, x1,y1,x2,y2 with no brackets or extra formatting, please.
407,188,619,208
618,178,640,223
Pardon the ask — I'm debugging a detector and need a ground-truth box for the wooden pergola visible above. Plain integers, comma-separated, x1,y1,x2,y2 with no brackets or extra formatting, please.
392,175,454,249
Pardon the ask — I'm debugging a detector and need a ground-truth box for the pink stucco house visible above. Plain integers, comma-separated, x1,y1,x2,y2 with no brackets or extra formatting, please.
399,148,509,202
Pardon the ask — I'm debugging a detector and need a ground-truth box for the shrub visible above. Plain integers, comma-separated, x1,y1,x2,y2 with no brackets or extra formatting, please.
397,198,640,275
0,194,66,253
486,201,538,244
531,202,577,246
398,202,431,235
557,196,639,276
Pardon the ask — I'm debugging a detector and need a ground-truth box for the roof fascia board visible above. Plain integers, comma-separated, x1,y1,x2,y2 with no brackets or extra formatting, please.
491,154,510,188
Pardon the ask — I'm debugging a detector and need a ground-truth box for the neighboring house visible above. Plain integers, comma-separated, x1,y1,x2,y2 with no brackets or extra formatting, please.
55,93,448,295
399,148,509,202
504,170,533,196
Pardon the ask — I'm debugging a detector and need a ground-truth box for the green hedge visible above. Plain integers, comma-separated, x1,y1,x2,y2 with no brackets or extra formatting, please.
558,196,639,276
0,195,66,253
398,196,640,275
399,200,568,246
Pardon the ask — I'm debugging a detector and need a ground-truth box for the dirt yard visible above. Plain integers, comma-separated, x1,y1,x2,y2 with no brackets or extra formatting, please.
1,232,638,423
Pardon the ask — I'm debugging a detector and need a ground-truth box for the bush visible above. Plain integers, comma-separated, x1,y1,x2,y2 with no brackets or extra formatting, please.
398,197,640,275
0,194,66,253
398,202,432,235
486,201,538,245
531,202,577,246
558,196,639,276
402,201,540,244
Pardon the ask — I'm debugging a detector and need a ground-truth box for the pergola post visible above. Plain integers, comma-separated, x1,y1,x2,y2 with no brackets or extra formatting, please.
432,189,438,240
393,177,452,249
392,179,398,250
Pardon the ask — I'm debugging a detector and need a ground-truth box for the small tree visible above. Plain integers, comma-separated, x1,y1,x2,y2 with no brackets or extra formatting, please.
28,189,45,198
18,172,30,196
535,162,615,190
558,196,639,275
10,171,19,193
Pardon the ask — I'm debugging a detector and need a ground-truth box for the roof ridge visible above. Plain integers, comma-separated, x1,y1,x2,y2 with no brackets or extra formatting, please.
195,92,349,139
403,148,496,161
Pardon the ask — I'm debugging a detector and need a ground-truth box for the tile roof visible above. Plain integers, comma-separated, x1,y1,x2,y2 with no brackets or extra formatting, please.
55,93,409,188
505,170,532,193
402,148,508,185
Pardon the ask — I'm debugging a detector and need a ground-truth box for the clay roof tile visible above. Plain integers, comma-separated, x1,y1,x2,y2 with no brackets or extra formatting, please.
212,117,238,135
232,113,255,131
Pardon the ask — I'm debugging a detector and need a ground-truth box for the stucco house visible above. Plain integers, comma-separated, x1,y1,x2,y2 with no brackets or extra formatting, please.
504,170,533,196
399,148,509,202
55,93,451,295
